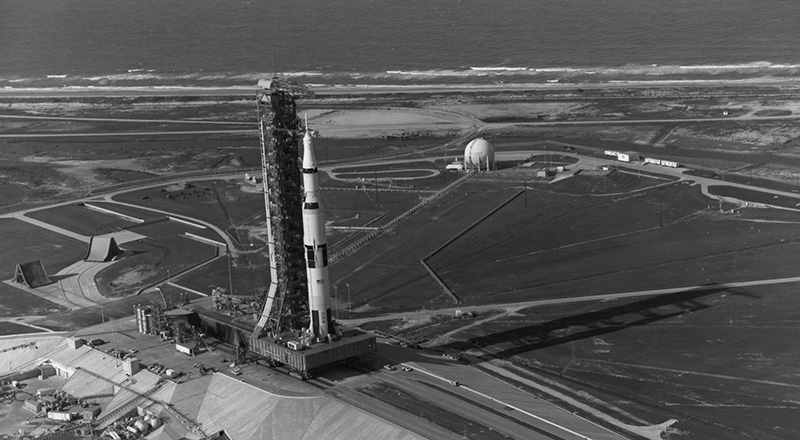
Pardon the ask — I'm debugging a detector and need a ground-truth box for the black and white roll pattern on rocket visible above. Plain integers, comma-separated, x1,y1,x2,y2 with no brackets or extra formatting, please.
301,125,335,340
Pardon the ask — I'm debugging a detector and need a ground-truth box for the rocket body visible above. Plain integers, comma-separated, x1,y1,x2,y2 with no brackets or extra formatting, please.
301,130,334,340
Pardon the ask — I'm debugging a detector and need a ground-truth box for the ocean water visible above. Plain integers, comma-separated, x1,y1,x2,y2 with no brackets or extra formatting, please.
1,0,799,88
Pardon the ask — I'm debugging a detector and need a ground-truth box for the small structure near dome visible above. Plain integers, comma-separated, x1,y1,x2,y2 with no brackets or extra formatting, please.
464,138,495,171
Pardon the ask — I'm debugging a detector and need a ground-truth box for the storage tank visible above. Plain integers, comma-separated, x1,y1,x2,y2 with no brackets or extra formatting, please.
464,138,495,171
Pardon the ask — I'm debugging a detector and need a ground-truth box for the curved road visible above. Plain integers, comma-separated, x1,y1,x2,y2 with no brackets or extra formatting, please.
6,117,800,440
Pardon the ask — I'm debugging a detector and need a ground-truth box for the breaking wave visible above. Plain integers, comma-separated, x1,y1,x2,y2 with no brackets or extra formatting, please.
3,62,800,91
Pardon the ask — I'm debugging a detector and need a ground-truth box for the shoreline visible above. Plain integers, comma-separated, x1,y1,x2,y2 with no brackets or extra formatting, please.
2,76,800,98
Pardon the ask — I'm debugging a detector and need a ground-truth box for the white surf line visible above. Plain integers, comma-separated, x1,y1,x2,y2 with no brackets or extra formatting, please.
404,363,594,440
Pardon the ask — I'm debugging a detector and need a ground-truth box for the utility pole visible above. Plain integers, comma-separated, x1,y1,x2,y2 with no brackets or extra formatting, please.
227,250,234,298
347,283,351,318
374,171,379,205
166,269,171,307
524,180,528,208
659,188,663,227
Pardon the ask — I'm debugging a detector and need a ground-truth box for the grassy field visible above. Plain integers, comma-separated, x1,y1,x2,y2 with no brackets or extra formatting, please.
336,170,438,179
356,382,514,440
0,218,86,279
708,185,800,208
332,161,439,173
176,251,270,298
326,170,800,318
430,183,800,304
0,218,86,317
323,165,461,191
26,204,136,236
329,181,520,313
0,321,46,336
112,179,264,232
127,218,198,239
5,88,800,438
0,284,63,318
445,283,800,440
0,184,29,208
94,236,217,297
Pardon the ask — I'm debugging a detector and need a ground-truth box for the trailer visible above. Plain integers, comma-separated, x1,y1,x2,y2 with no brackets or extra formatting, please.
48,411,73,421
175,343,195,356
249,330,376,379
644,157,680,168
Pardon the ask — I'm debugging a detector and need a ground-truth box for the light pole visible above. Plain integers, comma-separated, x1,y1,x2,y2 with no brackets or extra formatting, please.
333,285,339,320
166,269,171,307
228,251,233,293
374,171,379,205
346,283,351,318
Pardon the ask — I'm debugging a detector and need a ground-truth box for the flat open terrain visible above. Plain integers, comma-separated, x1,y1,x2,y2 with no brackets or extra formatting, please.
25,204,136,236
444,282,800,440
429,181,800,303
0,218,86,316
3,86,800,439
94,236,217,297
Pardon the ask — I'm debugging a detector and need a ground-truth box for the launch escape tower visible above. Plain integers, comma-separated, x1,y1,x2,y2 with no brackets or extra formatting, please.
253,79,308,339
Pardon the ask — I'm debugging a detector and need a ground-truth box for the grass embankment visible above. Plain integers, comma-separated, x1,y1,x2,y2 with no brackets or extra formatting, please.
95,236,217,297
26,204,136,236
357,382,514,440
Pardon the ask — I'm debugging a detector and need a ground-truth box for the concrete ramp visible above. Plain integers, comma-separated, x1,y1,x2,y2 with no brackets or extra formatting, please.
84,236,123,262
12,260,52,288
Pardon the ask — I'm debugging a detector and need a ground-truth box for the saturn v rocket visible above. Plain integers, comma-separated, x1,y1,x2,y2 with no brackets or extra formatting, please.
301,123,335,341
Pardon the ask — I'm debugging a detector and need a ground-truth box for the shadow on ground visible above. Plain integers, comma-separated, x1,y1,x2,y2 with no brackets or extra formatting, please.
440,285,756,358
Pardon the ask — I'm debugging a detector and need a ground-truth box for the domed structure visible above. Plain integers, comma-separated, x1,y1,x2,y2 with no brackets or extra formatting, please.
464,138,495,171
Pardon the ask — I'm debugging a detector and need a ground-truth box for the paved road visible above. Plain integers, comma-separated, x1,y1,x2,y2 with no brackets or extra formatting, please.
6,115,800,439
1,174,242,309
373,342,627,440
0,129,253,138
342,275,800,328
0,114,250,125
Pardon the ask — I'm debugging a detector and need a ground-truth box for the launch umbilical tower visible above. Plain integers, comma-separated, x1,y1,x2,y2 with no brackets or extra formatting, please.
253,79,308,339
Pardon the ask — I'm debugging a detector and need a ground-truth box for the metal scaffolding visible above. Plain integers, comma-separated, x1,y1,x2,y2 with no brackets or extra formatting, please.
253,79,308,339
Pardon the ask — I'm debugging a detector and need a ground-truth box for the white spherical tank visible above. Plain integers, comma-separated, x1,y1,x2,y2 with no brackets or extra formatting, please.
464,138,494,171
